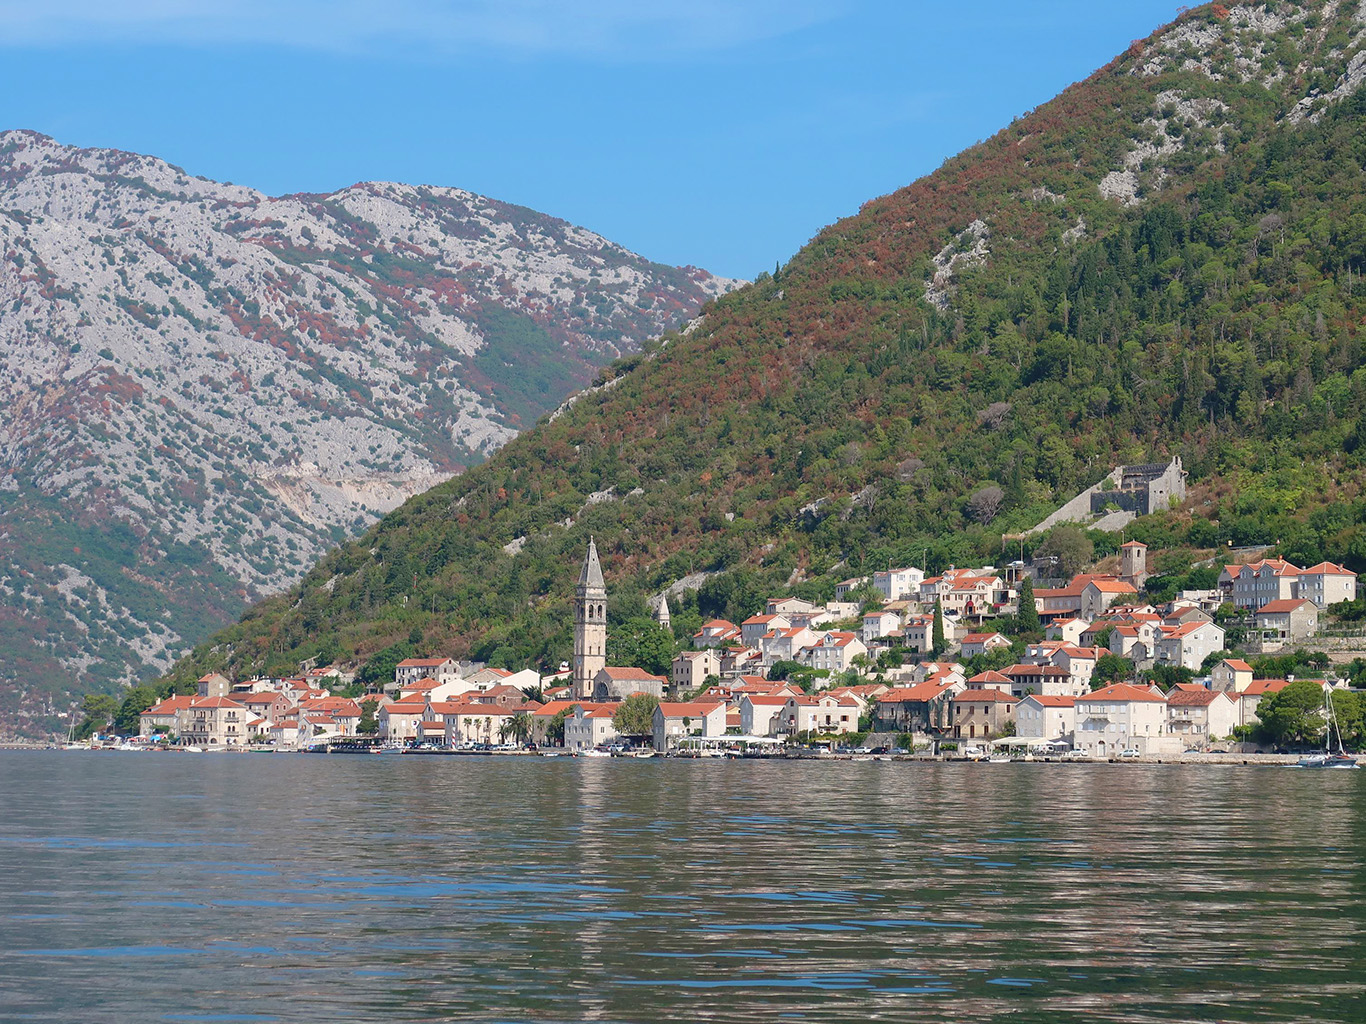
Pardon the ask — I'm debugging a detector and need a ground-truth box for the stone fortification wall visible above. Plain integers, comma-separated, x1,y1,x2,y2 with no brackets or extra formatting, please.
1030,457,1185,534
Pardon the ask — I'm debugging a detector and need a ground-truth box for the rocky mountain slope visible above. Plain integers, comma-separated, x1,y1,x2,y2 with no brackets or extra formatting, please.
151,0,1366,698
0,131,738,733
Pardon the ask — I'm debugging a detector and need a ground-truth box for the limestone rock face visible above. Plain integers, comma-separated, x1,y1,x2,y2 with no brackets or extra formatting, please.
0,130,740,726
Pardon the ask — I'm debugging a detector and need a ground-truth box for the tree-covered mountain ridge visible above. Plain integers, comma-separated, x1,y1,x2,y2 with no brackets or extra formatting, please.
164,0,1366,688
0,130,737,733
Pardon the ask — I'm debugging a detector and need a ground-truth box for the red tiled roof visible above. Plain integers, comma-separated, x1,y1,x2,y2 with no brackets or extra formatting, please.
1167,689,1228,706
1300,561,1354,575
599,667,668,682
1255,599,1313,614
1023,695,1076,707
657,701,725,717
969,670,1012,683
1083,683,1167,703
952,689,1019,703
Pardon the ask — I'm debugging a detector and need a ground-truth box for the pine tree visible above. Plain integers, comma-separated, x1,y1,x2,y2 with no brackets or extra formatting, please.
932,598,946,656
1018,577,1040,633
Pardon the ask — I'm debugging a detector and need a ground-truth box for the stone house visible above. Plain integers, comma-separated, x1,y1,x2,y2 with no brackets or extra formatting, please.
378,700,427,744
1253,599,1319,643
1154,621,1226,671
1073,683,1171,756
948,689,1018,740
873,680,963,732
672,649,721,694
182,696,253,747
592,666,669,702
801,631,868,673
393,657,461,690
1295,562,1357,609
1208,658,1254,693
961,632,1011,658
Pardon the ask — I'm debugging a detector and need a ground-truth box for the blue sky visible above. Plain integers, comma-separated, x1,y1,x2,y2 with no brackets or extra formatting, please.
1,1,1181,280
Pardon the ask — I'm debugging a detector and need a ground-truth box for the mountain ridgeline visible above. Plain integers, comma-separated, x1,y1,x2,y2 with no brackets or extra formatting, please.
164,0,1366,688
0,131,738,733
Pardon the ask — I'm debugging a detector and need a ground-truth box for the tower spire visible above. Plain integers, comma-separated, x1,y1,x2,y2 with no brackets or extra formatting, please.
579,536,605,591
573,539,608,699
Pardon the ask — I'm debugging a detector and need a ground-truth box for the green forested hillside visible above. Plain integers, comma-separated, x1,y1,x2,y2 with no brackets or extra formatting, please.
163,1,1366,687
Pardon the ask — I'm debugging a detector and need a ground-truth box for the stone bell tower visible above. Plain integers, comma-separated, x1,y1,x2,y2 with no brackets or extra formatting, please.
1120,540,1149,588
573,539,608,699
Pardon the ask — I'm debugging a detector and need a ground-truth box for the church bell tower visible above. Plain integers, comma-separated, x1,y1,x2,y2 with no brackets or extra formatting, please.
573,539,608,699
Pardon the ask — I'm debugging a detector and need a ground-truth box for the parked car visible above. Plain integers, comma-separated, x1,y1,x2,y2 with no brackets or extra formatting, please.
1062,748,1091,760
961,745,986,759
1119,748,1141,759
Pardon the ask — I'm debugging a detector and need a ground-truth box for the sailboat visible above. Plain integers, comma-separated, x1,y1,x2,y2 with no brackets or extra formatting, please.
1298,687,1359,769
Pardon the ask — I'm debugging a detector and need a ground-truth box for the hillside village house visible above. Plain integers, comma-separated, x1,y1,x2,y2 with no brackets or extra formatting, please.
394,657,461,690
742,614,790,647
1154,620,1226,671
803,631,868,673
949,689,1018,740
1003,663,1076,697
762,625,817,665
961,632,1010,658
900,614,936,653
672,650,721,693
1253,600,1320,643
1046,618,1089,645
694,620,740,648
1209,658,1255,692
874,566,925,602
652,701,727,751
1222,558,1356,611
1015,694,1077,745
835,576,870,600
862,610,902,642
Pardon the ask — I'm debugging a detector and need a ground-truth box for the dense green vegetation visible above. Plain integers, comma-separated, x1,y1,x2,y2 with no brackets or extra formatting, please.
162,3,1366,688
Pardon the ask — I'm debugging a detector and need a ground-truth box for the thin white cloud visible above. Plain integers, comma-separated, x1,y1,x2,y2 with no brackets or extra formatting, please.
0,0,845,57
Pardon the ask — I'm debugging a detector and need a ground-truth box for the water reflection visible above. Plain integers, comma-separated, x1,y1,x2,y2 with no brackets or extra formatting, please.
0,754,1362,1022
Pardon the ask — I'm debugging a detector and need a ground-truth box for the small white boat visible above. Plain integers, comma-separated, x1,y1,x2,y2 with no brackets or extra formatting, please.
633,750,657,758
579,749,612,758
182,745,204,753
987,756,1012,763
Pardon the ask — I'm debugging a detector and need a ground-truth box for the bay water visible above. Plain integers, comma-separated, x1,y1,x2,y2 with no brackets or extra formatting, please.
1,752,1362,1022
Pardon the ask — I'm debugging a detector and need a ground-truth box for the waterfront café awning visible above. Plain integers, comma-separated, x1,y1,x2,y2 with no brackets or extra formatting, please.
992,736,1053,747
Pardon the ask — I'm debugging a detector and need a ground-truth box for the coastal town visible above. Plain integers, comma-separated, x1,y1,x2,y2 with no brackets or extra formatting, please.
112,538,1363,761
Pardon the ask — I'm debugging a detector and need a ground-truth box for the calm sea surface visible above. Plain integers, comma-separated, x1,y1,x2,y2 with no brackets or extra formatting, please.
0,752,1363,1023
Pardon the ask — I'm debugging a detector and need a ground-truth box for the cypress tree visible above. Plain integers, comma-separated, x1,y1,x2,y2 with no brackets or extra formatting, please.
932,597,946,656
1018,577,1040,633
